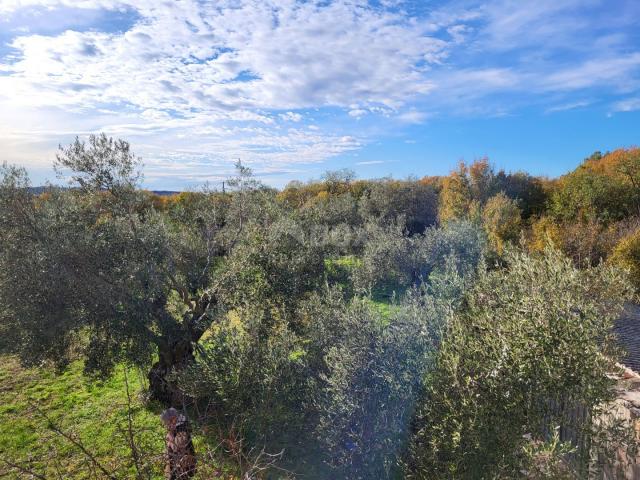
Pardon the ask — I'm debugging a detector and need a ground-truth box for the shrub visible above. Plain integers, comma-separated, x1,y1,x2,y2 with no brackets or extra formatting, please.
406,248,634,479
609,229,640,290
482,192,522,254
311,267,470,479
178,308,307,445
416,219,487,280
355,220,487,296
358,179,438,234
353,221,415,295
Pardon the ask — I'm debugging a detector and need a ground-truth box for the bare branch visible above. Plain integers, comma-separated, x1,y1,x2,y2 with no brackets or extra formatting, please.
30,404,118,480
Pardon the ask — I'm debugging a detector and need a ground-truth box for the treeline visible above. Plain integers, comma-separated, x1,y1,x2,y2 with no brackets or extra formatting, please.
1,136,639,479
149,147,640,284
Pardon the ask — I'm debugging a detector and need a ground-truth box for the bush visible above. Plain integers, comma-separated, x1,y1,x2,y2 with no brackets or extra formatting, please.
178,308,308,446
358,179,438,234
406,248,634,479
528,216,640,267
417,220,487,279
310,267,470,479
482,192,522,254
355,220,487,296
353,221,415,295
216,216,327,319
609,229,640,290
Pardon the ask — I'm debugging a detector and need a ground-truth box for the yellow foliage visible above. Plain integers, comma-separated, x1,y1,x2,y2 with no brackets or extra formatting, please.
438,163,472,223
584,147,640,178
316,190,330,201
528,216,563,253
609,229,640,290
482,193,522,254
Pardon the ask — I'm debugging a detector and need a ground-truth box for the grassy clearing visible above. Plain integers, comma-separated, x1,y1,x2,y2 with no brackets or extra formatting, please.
0,355,166,478
0,356,272,479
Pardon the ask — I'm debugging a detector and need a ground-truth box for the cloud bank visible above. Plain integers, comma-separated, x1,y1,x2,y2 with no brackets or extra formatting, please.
0,0,639,188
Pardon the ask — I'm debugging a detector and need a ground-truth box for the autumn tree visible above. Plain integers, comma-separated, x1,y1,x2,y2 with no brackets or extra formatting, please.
439,158,549,224
550,148,640,222
482,192,522,254
609,229,640,290
438,162,477,223
495,170,547,218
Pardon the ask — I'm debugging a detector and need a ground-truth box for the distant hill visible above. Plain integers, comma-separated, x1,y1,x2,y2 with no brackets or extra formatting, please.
28,186,180,196
149,190,180,196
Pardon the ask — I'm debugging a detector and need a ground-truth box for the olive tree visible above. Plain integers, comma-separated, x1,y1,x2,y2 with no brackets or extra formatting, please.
0,134,256,405
406,248,634,479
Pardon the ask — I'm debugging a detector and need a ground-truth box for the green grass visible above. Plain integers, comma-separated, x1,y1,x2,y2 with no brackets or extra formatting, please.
0,355,168,478
0,356,268,479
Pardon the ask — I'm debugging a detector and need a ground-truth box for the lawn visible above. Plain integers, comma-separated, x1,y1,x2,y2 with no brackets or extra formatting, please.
0,355,166,478
0,355,283,479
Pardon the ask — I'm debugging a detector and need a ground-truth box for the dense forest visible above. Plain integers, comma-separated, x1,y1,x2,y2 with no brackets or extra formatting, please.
1,134,640,479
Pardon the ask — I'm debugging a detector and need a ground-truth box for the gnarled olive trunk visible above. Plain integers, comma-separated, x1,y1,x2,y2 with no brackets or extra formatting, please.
148,294,214,406
148,339,195,407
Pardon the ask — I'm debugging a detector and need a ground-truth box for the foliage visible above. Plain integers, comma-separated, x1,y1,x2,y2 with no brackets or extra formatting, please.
438,158,546,223
0,140,263,404
482,192,523,254
179,260,474,480
438,161,478,223
528,215,563,253
178,308,307,448
354,221,416,294
417,220,487,279
609,228,640,290
325,255,362,297
303,265,472,479
216,215,327,319
549,148,640,222
355,220,487,295
321,169,356,195
495,170,548,218
528,216,640,267
4,135,640,479
310,293,440,479
0,162,163,373
519,429,577,480
358,178,438,234
406,248,634,479
54,133,141,194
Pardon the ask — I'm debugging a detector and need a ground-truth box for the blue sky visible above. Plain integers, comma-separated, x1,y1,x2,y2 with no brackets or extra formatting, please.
0,0,639,190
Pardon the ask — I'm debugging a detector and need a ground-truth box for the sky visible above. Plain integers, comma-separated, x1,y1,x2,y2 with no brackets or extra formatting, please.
0,0,639,190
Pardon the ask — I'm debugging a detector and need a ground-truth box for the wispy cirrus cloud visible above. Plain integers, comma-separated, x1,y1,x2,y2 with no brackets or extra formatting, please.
612,97,640,113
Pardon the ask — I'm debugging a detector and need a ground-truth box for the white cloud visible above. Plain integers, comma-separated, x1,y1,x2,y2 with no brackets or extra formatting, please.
0,0,122,14
612,97,640,112
478,0,597,49
1,0,640,188
545,100,591,113
356,160,385,165
0,0,460,185
279,112,303,122
542,53,640,91
396,110,429,124
0,1,450,114
348,109,368,118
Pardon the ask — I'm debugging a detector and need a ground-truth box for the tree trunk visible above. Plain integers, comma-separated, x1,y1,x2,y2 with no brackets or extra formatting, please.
162,408,197,479
148,339,195,407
